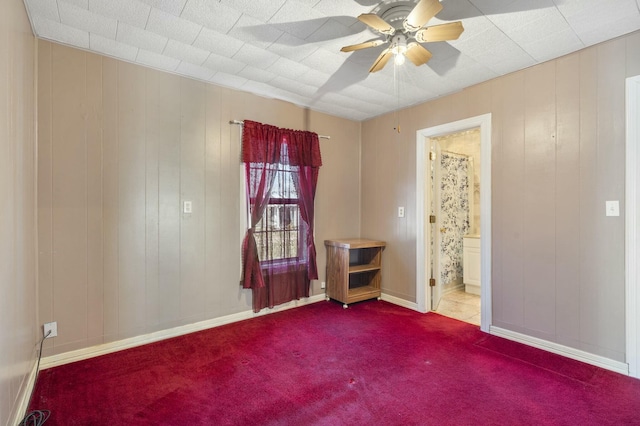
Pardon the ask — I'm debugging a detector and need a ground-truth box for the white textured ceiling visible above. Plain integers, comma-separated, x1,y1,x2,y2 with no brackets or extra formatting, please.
23,0,640,121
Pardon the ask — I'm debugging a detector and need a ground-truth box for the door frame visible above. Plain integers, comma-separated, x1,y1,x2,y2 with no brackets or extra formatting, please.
626,75,640,378
416,113,492,332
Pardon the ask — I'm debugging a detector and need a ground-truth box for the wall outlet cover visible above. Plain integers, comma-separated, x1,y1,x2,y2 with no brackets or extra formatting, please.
44,322,57,338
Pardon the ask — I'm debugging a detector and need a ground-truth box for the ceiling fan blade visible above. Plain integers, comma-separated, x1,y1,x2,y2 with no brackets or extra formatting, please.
405,42,433,66
415,21,464,43
358,13,395,35
369,48,393,73
404,0,443,32
340,39,386,52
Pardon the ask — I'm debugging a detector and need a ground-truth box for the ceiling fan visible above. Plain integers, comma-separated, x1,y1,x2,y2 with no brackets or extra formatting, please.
341,0,464,73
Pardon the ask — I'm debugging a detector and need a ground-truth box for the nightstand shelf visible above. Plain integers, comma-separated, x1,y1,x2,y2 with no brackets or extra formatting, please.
324,238,386,308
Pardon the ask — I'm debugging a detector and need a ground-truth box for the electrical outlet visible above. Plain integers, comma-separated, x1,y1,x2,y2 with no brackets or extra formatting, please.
398,206,405,218
321,281,326,289
44,322,57,338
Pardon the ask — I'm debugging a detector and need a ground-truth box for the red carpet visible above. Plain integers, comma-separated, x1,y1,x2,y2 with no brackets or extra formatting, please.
30,301,640,425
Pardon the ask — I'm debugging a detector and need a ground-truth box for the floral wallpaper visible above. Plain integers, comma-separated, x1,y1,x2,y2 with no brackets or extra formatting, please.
439,152,470,285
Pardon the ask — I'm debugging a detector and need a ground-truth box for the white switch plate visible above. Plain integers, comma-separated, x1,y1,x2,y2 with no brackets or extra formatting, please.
398,207,405,218
183,201,192,214
606,200,619,217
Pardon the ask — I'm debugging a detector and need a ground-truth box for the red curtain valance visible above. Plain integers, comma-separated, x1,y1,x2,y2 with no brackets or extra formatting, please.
241,120,322,167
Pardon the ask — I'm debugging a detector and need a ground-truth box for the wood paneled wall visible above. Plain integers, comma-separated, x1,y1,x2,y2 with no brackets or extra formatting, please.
37,41,361,356
361,31,640,362
0,0,37,423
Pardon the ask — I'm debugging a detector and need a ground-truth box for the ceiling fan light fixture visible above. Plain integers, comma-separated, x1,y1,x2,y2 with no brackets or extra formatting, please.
390,34,407,55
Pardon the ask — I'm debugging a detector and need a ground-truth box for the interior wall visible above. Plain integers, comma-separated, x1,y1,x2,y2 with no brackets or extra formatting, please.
37,40,361,357
0,0,37,423
362,30,640,362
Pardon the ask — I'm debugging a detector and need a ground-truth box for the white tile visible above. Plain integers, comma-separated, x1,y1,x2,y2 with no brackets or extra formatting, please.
237,65,278,84
89,0,151,29
136,48,180,71
268,32,319,62
223,0,286,22
209,71,248,88
232,44,279,70
176,61,215,81
31,15,90,48
312,0,370,26
138,0,187,16
268,0,329,40
163,39,210,65
270,76,317,97
90,33,139,61
181,0,241,34
193,28,244,58
24,0,60,21
59,1,117,39
228,14,284,50
301,47,345,75
59,0,89,10
146,7,202,44
116,22,168,53
267,57,309,79
203,53,246,75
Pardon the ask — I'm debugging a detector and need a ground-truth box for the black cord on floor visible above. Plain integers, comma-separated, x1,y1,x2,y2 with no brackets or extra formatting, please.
18,330,51,426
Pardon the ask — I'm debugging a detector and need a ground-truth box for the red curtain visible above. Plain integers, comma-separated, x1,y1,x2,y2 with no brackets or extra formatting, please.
241,120,322,312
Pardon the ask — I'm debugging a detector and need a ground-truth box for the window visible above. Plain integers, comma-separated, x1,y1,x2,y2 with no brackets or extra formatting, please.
249,145,307,265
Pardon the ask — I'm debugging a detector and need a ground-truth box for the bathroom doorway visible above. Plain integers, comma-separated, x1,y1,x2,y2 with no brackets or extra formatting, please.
429,129,481,325
415,113,492,332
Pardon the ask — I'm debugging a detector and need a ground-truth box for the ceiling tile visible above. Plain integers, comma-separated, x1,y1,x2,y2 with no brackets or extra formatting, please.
181,0,241,34
116,22,168,53
237,65,278,83
60,0,89,9
228,14,284,49
203,53,246,75
232,44,280,69
90,33,138,61
31,15,90,48
22,0,640,121
209,71,248,88
267,32,319,62
146,7,202,44
163,39,210,65
176,61,215,80
267,57,309,80
312,0,369,26
268,0,329,40
223,0,287,22
135,48,180,71
193,28,244,58
138,0,187,16
59,1,117,39
24,0,60,21
88,0,151,29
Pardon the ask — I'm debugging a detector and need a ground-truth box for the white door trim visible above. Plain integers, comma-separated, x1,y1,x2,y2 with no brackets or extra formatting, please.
626,75,640,378
416,114,492,332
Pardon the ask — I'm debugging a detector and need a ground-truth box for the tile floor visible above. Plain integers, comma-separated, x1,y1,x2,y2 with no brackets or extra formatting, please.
434,288,480,326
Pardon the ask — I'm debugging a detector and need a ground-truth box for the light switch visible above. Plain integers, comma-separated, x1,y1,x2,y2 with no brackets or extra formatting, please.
183,201,193,214
606,200,619,217
398,206,405,218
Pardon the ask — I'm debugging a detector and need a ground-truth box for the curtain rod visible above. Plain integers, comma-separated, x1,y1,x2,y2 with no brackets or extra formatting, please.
229,120,331,140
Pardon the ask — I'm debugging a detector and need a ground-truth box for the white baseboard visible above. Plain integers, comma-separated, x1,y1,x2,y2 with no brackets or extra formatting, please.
381,292,420,312
490,326,630,376
40,294,326,370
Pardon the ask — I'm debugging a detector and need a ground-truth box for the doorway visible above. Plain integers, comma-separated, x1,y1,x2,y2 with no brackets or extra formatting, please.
429,129,481,325
626,75,640,378
415,114,492,333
